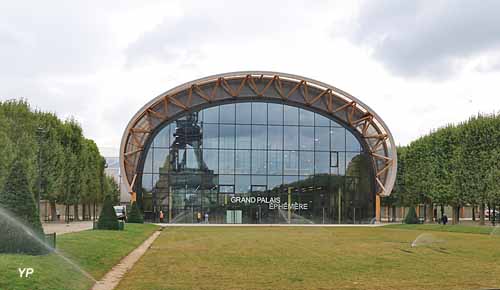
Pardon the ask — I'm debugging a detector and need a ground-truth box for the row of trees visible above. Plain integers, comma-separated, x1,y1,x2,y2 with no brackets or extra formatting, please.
387,113,500,224
0,99,119,222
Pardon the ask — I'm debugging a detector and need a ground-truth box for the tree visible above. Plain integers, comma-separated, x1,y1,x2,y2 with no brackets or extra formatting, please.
0,160,47,254
127,202,144,223
97,195,119,230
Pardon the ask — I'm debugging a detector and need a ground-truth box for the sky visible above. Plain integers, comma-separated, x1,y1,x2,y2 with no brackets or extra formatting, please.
1,0,499,157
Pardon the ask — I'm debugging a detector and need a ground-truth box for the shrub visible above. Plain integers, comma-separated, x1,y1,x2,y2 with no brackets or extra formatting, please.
127,202,143,224
0,160,48,255
404,206,420,224
97,195,119,230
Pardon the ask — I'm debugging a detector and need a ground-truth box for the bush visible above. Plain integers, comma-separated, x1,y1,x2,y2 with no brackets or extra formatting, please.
127,202,143,224
404,206,420,224
0,160,48,255
97,195,119,230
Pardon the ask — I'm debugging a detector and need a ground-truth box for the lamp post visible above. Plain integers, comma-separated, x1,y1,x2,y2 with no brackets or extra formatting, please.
36,126,48,215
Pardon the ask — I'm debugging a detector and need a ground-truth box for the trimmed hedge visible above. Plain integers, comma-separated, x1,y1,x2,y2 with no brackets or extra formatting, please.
127,202,143,224
404,206,420,224
97,195,119,230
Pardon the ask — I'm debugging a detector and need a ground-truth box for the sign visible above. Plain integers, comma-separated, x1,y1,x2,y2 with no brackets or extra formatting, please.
230,196,308,210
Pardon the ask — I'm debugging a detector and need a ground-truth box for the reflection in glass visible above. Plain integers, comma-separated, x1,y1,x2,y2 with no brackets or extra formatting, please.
203,124,219,148
219,149,235,174
235,150,251,174
236,125,251,149
236,103,252,124
203,106,219,123
219,104,235,124
315,127,329,151
268,150,283,175
299,151,314,175
268,126,283,150
331,127,345,151
346,130,361,152
252,103,267,124
268,103,283,125
219,125,235,149
299,108,314,126
154,124,171,147
284,126,298,150
283,150,298,175
315,151,329,174
251,125,267,150
251,150,267,174
284,105,299,125
299,126,314,150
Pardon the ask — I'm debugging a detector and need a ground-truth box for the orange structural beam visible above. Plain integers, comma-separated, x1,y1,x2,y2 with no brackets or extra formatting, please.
375,194,381,223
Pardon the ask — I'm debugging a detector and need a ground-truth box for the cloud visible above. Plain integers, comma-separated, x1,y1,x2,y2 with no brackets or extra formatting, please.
351,0,500,79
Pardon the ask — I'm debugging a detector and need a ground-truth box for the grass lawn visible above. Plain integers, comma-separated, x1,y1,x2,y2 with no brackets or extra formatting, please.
385,223,499,235
0,223,158,290
118,226,500,290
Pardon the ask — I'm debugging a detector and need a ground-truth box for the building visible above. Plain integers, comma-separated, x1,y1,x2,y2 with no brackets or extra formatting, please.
120,72,397,224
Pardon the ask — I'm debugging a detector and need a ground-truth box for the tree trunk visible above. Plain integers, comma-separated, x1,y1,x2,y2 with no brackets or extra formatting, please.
82,203,87,221
472,206,476,221
480,203,485,225
50,200,57,222
73,203,79,221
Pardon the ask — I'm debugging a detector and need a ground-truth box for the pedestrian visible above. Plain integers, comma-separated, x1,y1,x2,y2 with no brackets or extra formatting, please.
159,210,164,223
442,214,448,225
197,212,202,223
204,212,209,224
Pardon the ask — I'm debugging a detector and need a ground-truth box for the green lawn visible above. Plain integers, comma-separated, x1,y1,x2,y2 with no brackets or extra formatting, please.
118,226,500,290
0,223,158,290
385,223,499,235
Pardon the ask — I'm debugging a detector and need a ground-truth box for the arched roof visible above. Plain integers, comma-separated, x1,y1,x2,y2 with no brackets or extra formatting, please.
120,71,397,196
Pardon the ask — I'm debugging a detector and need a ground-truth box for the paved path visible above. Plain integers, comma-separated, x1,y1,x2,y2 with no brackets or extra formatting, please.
42,221,93,235
154,223,386,227
90,230,162,290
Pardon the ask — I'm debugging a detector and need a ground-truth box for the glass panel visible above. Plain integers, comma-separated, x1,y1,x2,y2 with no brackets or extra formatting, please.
268,103,283,125
284,105,299,125
235,175,251,194
330,151,339,168
143,148,153,173
268,150,283,175
330,127,345,151
153,148,169,173
315,113,330,126
251,175,267,185
283,126,299,150
299,126,314,150
331,118,342,127
267,176,283,191
315,127,330,151
219,149,235,174
252,103,267,124
283,175,298,187
141,174,153,192
219,185,234,193
299,151,314,175
235,150,251,174
203,149,218,174
236,125,251,149
346,152,363,175
219,174,234,185
338,151,346,175
251,125,267,150
153,124,170,147
202,123,219,149
346,130,361,152
185,148,199,169
219,104,235,124
299,108,314,126
315,151,329,174
203,106,219,123
267,126,283,150
283,150,298,175
236,102,252,124
251,150,267,174
219,124,235,149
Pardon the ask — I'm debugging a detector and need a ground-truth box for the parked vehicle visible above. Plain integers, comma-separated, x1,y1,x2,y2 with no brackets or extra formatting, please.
113,205,127,221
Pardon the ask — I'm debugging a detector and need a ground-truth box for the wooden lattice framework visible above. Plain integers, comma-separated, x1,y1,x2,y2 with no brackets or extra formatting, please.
120,71,397,197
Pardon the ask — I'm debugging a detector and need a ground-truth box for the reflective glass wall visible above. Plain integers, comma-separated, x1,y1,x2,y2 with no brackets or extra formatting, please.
139,101,375,224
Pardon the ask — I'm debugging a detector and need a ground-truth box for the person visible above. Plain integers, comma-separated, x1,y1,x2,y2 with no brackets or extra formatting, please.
204,212,209,224
442,214,448,225
197,212,202,223
159,210,164,223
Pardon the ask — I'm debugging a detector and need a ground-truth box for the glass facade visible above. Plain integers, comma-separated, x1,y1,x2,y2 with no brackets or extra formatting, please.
139,101,375,224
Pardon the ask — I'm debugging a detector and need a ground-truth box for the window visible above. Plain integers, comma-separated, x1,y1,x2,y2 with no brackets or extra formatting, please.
330,151,339,168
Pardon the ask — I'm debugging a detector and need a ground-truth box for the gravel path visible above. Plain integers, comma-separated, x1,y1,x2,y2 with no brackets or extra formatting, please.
42,221,93,235
90,230,162,290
